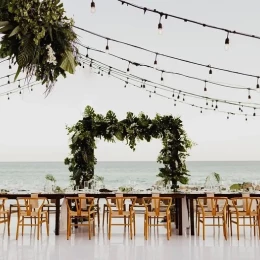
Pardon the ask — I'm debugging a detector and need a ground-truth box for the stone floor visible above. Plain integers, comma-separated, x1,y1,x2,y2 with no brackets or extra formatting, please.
0,214,260,260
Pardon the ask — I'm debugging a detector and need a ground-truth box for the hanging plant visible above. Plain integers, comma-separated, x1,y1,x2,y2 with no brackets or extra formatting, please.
0,0,79,90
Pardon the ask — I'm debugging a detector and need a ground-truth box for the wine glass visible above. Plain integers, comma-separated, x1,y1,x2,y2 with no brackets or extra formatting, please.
252,180,258,192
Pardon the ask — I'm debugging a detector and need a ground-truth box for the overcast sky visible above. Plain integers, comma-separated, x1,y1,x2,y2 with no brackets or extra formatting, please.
0,0,260,162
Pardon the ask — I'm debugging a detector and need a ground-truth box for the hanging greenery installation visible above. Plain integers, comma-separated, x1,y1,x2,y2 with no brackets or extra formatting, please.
0,0,79,90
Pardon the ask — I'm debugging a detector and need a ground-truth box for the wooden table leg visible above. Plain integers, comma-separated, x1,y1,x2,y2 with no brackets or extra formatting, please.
178,198,183,235
190,198,195,236
55,198,60,235
175,199,179,229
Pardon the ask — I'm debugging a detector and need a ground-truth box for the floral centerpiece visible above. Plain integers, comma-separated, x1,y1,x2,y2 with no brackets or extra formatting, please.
0,0,78,90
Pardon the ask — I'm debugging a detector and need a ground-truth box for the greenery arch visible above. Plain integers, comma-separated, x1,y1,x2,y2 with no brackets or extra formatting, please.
64,106,193,191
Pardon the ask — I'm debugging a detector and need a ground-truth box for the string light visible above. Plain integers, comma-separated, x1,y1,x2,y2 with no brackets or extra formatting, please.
108,67,111,76
158,14,163,35
227,113,229,119
154,87,157,93
183,94,185,102
177,91,180,99
172,90,174,97
248,89,251,99
7,76,10,84
225,32,230,51
126,62,130,74
149,91,151,98
200,107,203,113
9,59,11,69
257,78,259,89
118,1,260,43
211,100,214,108
154,53,158,69
245,114,248,121
105,39,109,54
215,100,218,109
81,56,260,112
75,26,260,81
84,57,260,118
161,71,164,82
209,65,212,75
86,48,89,58
253,108,256,116
7,93,10,100
206,99,208,106
91,1,96,13
204,81,207,92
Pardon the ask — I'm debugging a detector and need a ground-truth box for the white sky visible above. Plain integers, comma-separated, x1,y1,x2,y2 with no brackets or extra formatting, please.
0,0,260,162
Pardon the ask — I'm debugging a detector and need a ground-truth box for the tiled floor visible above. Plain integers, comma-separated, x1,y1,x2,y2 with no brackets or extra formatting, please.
0,214,260,260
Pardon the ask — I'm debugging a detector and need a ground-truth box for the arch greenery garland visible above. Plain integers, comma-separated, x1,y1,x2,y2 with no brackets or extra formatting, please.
64,106,193,191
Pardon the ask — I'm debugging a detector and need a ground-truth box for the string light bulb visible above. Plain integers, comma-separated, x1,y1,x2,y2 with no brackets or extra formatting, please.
91,1,96,13
227,113,229,119
183,94,185,101
225,32,230,51
215,100,218,109
200,108,202,113
177,91,180,99
206,98,208,106
105,39,109,54
253,108,256,116
9,59,11,69
204,81,207,91
257,77,259,89
248,89,251,99
161,71,164,82
154,53,158,69
158,14,163,35
245,114,248,121
149,92,151,98
86,48,89,58
209,65,212,75
126,62,130,74
172,90,174,97
154,87,156,93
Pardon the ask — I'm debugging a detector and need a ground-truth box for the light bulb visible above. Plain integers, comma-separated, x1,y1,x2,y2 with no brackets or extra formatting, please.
158,22,163,35
224,33,230,51
91,1,96,13
105,45,109,54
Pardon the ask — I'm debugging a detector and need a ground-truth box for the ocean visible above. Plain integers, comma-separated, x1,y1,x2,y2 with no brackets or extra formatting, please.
0,161,260,191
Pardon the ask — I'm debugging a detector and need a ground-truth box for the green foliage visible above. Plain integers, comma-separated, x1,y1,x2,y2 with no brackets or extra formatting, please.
65,106,193,189
0,0,78,89
45,174,56,183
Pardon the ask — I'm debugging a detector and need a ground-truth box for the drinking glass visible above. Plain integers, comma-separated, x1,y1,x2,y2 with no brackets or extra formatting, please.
84,181,89,191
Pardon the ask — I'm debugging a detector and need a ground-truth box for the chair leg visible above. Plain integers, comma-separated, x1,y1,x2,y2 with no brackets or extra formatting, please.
236,217,240,240
145,215,149,240
16,217,20,240
133,214,136,236
46,213,49,236
102,204,106,226
22,217,24,236
88,218,91,240
108,215,112,240
37,218,40,240
202,217,205,240
67,217,70,240
129,216,133,240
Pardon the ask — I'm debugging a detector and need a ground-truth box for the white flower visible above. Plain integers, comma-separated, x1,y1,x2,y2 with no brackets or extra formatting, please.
46,44,57,65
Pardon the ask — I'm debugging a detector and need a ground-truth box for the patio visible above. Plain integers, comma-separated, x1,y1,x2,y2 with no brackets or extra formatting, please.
0,213,259,260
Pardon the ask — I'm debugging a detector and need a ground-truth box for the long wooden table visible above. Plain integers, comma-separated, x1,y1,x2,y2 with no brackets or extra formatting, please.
0,192,185,236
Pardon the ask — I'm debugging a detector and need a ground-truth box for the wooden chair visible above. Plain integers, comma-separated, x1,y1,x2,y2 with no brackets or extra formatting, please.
0,198,10,236
66,197,96,240
229,197,260,240
16,197,49,240
197,197,228,240
143,197,172,240
106,196,136,240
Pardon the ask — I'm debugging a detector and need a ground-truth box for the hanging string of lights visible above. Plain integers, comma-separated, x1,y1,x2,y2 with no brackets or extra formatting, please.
0,59,9,65
0,76,27,89
117,0,260,45
79,54,260,111
73,25,260,85
0,73,16,81
0,81,41,99
84,58,258,119
77,42,259,96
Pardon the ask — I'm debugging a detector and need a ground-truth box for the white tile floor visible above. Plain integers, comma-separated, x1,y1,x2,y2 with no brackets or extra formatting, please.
0,214,260,260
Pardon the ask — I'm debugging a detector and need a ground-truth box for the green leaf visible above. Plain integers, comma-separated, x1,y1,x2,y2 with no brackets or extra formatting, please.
17,37,35,67
0,21,9,27
14,66,22,81
0,24,13,33
8,26,20,38
60,50,76,74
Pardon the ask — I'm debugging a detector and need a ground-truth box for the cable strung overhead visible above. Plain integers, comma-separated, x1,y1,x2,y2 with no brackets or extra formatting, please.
79,54,260,110
73,25,260,86
117,0,260,44
80,57,258,119
77,42,259,97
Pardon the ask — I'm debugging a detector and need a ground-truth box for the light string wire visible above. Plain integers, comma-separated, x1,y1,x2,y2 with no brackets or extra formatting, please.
77,42,258,93
73,25,260,80
117,0,260,41
0,81,41,97
83,58,259,118
79,54,260,110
